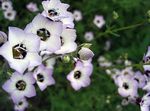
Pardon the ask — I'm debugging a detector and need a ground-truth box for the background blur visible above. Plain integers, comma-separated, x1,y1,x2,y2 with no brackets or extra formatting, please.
0,0,150,111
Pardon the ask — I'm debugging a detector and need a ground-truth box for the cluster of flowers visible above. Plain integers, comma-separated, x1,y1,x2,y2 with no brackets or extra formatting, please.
72,10,105,42
99,47,150,111
0,0,94,111
1,0,16,21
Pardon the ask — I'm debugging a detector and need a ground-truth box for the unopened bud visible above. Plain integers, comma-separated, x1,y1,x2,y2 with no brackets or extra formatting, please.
0,31,7,44
62,55,70,63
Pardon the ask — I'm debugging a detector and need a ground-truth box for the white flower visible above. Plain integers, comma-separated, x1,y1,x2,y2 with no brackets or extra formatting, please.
2,1,13,10
73,10,82,22
98,56,112,67
117,74,138,98
4,9,16,21
14,98,28,111
93,15,105,29
33,65,55,91
0,31,7,44
78,47,94,61
26,2,39,12
55,28,77,54
67,60,93,91
140,93,150,111
0,27,42,73
42,0,74,28
84,32,94,42
2,72,36,103
104,40,111,51
134,71,146,88
25,14,63,53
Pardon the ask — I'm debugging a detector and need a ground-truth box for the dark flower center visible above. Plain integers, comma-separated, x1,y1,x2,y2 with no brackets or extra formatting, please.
18,101,23,106
48,9,58,17
37,74,44,82
12,44,27,59
143,56,150,63
60,36,64,46
123,82,129,90
37,28,50,41
74,71,82,79
16,80,26,91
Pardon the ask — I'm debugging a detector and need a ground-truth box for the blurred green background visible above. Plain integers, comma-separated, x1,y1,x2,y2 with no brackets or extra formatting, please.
0,0,150,111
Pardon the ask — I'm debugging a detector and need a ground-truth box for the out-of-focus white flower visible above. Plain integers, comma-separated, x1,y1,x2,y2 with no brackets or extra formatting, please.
25,14,63,53
104,40,111,51
134,71,146,88
14,98,28,111
93,15,105,29
140,93,150,111
2,1,12,10
55,28,77,54
33,65,55,91
42,0,74,28
98,56,112,67
117,74,138,98
0,27,42,73
84,32,94,42
26,2,39,12
4,9,16,21
2,72,36,103
0,31,7,44
73,10,82,22
67,60,93,91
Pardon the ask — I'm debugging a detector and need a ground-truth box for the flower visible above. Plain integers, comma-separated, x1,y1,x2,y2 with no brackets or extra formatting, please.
84,32,94,42
104,40,111,51
14,98,28,111
134,71,146,88
98,56,112,67
73,10,82,22
117,73,138,98
55,28,77,54
2,72,36,103
33,64,55,91
78,47,94,61
4,9,16,21
0,31,7,44
26,2,39,12
67,60,93,91
25,14,63,53
0,27,42,73
42,0,74,28
93,15,105,29
140,93,150,111
2,1,12,10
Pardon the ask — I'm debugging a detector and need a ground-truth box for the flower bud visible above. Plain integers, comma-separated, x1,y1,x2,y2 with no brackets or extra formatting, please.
113,11,119,20
78,47,94,60
62,55,70,63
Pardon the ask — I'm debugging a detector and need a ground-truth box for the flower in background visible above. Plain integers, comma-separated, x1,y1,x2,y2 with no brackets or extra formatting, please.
117,73,138,98
26,2,39,12
33,65,55,91
14,98,28,111
134,71,146,88
67,60,93,91
2,72,36,103
84,32,94,42
73,10,82,22
93,15,105,29
0,27,41,73
98,56,112,67
104,40,111,51
0,31,7,44
55,28,77,54
42,0,74,28
1,1,12,10
4,9,16,21
25,14,63,53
